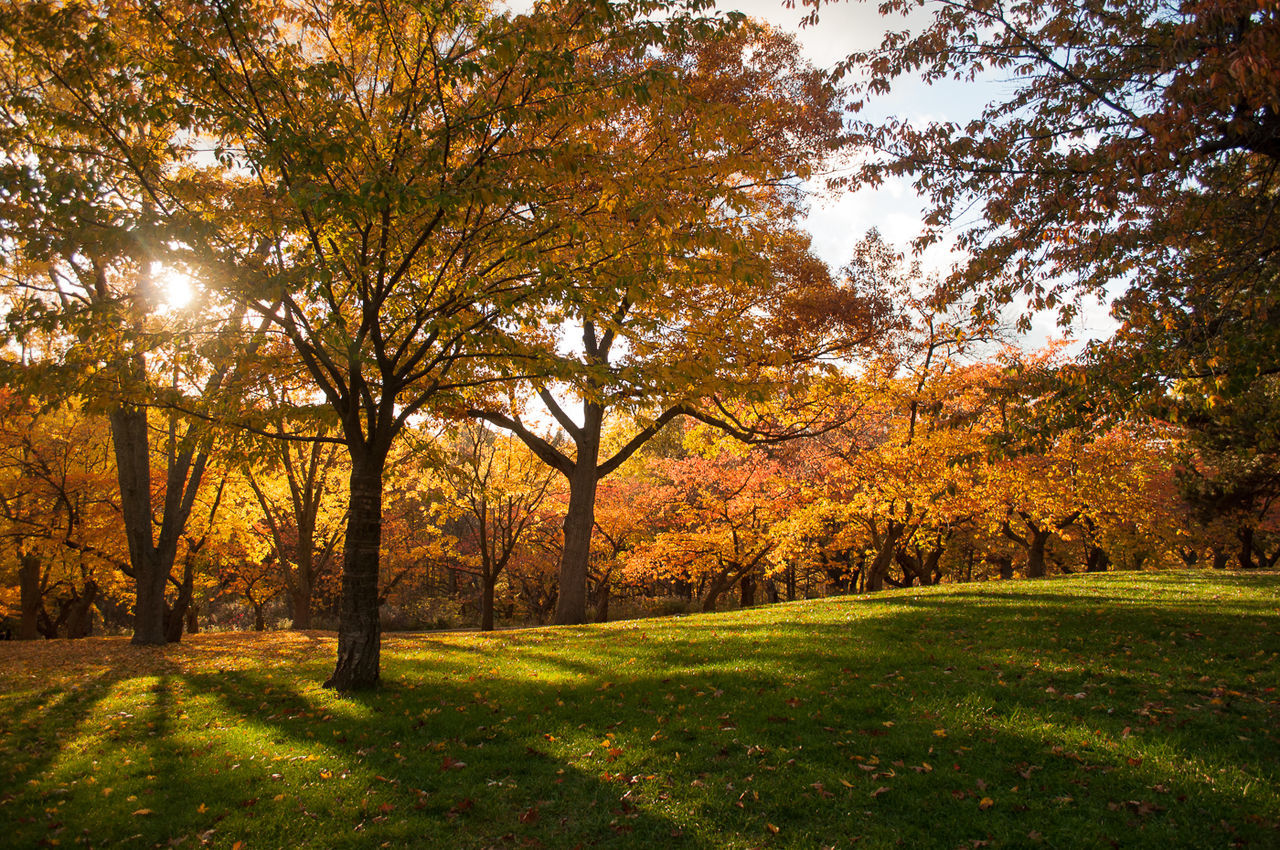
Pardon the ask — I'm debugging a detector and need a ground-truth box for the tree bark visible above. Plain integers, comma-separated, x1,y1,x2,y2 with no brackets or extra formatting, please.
866,522,903,592
480,572,496,632
164,556,196,643
65,580,98,639
18,551,41,640
739,572,756,607
554,406,602,625
325,453,385,691
110,402,206,645
1026,524,1050,578
595,580,610,623
290,587,312,630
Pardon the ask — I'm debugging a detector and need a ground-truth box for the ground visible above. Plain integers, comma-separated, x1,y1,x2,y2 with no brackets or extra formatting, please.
1,571,1277,848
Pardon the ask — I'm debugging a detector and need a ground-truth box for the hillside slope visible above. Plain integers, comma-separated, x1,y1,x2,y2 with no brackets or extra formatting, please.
2,571,1277,848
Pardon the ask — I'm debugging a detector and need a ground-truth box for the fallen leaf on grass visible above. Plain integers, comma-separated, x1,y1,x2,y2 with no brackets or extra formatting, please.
979,797,994,810
871,787,890,798
132,808,153,816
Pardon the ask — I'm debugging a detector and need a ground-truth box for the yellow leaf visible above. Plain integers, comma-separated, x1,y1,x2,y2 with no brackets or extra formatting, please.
979,797,995,810
132,808,153,816
839,778,855,788
765,823,780,834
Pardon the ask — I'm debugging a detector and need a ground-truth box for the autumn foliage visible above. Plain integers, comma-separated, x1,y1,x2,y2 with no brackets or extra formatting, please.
1,0,1276,694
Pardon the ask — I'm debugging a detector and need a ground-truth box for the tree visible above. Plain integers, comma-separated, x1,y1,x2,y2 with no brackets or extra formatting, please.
833,0,1280,504
433,423,555,631
1,0,749,687
628,437,795,613
0,0,274,644
0,392,127,638
235,393,346,631
470,18,876,624
837,0,1278,320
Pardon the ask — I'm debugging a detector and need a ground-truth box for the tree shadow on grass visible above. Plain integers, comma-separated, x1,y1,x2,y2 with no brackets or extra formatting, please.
4,576,1278,848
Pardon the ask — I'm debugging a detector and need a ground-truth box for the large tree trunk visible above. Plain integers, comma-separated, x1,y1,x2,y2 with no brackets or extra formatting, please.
110,403,204,645
65,580,98,639
480,570,496,632
739,572,756,607
1026,524,1051,578
701,563,740,613
111,404,167,645
18,551,41,640
325,453,385,691
289,586,312,630
554,408,602,626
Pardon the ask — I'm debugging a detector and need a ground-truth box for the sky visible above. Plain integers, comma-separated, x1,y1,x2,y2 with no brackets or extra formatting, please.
721,0,1121,352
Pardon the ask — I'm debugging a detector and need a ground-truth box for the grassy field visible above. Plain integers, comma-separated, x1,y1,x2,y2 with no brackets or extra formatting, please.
2,571,1278,849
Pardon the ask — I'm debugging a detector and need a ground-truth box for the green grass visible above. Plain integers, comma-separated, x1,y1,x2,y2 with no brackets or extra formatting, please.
2,571,1278,848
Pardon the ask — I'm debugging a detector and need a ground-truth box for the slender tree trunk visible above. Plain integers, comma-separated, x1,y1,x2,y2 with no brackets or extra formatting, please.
289,519,317,628
866,522,903,592
1238,526,1257,570
18,551,41,640
110,402,204,645
164,558,196,643
325,452,385,691
596,581,610,623
186,604,200,634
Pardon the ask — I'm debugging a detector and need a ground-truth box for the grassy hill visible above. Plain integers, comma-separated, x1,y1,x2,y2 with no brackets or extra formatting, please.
2,571,1277,848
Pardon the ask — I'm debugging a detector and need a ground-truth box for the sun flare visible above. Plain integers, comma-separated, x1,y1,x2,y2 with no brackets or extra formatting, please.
154,264,197,310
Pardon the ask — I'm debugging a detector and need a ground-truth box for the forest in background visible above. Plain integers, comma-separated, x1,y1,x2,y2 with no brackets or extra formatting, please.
1,0,1276,691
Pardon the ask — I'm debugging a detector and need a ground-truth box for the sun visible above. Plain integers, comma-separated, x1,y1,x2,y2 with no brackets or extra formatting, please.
154,264,198,310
